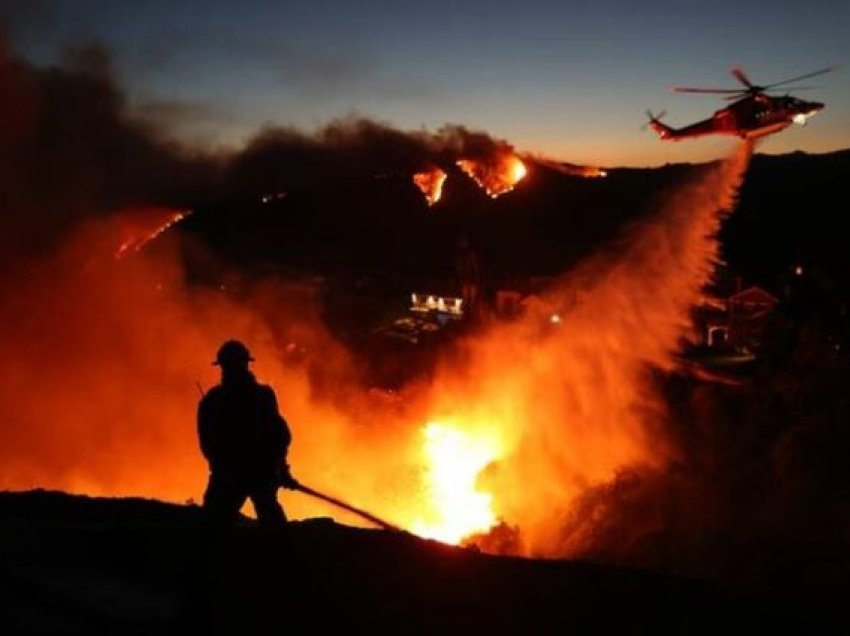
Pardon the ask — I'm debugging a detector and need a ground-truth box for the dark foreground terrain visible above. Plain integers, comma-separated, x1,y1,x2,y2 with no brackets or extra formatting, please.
0,490,830,634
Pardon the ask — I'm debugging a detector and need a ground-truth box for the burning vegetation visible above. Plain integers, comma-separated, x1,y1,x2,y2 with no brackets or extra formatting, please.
412,422,504,543
457,154,528,198
412,167,447,207
413,153,530,207
530,157,608,179
114,208,192,259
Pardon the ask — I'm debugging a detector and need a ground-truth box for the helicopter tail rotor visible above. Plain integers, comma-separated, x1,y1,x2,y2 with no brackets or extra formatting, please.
642,109,667,128
643,110,673,138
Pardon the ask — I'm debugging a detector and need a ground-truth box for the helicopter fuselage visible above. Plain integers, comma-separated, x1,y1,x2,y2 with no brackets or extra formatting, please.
648,65,833,142
651,94,824,141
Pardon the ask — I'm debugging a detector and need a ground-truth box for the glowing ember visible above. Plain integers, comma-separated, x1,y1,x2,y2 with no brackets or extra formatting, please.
413,167,448,206
114,208,191,259
457,154,527,198
412,422,502,544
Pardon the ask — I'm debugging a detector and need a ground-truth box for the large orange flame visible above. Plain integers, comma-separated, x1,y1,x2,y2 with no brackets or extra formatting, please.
413,168,448,207
457,154,527,198
411,422,503,543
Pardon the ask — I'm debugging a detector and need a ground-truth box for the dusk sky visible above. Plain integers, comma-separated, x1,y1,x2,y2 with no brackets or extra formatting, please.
3,0,848,166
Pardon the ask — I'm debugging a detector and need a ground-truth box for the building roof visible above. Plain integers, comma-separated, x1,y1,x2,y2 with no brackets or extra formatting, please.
728,286,779,306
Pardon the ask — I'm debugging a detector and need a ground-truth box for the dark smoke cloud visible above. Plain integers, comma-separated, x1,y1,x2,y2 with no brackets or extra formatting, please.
131,98,233,130
0,36,215,265
0,29,518,263
226,118,517,195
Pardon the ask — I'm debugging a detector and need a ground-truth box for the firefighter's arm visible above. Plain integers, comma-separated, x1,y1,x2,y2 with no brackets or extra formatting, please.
264,387,292,452
197,396,216,464
265,387,298,489
277,461,301,490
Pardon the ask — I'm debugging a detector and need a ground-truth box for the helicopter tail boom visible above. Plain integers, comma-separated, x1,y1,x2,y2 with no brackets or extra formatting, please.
648,115,675,140
647,111,733,141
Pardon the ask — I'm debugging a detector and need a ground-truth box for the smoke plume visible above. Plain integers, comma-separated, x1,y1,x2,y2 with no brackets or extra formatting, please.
0,39,214,265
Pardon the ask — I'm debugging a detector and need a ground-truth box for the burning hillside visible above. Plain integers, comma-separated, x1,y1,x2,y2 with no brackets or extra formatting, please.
0,140,753,553
413,153,532,207
528,155,608,178
113,207,192,259
456,153,527,199
228,119,532,208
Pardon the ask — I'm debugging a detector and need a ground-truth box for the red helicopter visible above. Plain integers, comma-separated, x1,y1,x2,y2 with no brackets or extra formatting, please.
647,66,835,141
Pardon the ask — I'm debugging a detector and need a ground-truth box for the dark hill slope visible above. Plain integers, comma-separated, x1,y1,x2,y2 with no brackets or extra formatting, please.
179,149,850,290
0,490,817,634
722,148,850,290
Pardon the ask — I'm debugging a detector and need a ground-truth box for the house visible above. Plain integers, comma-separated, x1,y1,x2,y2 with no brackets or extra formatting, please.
701,286,779,352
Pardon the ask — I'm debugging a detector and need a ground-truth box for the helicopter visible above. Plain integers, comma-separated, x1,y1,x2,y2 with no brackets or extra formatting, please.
647,66,835,141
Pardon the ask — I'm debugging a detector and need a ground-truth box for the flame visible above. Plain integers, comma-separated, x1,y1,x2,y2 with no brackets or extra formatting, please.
526,156,608,178
457,154,527,198
413,167,448,206
411,422,502,544
114,207,191,259
582,167,607,178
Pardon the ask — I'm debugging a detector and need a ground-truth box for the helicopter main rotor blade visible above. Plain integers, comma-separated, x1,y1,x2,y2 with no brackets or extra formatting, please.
768,86,821,92
764,66,839,90
671,87,743,94
731,66,756,89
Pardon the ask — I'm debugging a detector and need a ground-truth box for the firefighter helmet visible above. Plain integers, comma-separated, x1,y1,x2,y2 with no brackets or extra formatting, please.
213,340,255,366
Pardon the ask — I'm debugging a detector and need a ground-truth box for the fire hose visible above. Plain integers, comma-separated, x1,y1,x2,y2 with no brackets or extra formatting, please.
288,482,404,533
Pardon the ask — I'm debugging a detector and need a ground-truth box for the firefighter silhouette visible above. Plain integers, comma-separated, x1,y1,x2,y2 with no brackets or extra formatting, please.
197,340,299,526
